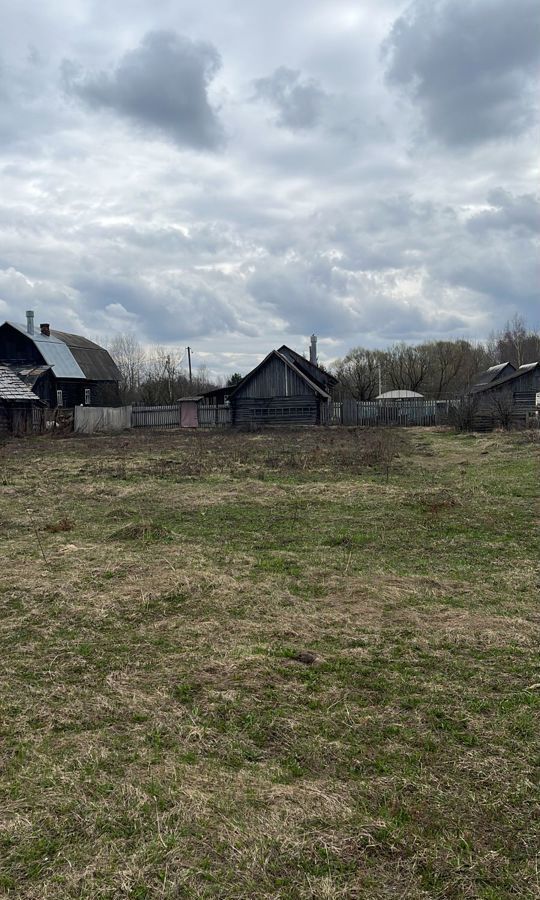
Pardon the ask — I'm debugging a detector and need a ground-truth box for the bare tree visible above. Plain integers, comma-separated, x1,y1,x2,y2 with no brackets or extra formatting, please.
333,348,385,399
108,333,147,403
489,389,515,430
491,315,540,368
386,344,430,392
448,394,479,432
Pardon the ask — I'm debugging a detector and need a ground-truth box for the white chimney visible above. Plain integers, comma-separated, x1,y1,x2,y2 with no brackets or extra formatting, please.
310,334,317,365
26,310,35,335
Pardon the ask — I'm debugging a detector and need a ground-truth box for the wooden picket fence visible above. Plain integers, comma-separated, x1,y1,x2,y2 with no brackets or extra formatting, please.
325,399,452,427
131,405,180,428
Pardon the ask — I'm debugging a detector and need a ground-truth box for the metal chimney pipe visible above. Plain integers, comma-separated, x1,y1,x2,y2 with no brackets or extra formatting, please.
26,310,34,335
310,334,317,365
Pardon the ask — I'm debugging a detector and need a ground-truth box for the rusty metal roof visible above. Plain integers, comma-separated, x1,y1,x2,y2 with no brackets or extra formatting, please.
0,365,41,402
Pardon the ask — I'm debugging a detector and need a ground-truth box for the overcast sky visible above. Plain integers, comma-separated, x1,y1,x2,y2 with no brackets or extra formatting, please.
0,0,538,375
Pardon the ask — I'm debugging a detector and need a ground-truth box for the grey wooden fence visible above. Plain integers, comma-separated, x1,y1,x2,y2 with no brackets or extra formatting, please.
198,405,232,427
326,399,451,427
131,405,180,428
131,404,232,428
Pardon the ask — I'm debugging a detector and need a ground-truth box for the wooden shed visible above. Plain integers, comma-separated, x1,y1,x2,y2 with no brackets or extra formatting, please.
228,346,337,426
469,361,540,428
0,365,42,435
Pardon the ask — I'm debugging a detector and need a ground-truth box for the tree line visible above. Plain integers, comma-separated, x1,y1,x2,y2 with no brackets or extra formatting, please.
109,316,539,404
333,316,540,400
108,335,228,405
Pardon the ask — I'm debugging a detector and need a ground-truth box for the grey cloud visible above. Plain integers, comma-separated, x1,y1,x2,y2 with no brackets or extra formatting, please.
467,190,540,234
63,31,224,149
72,272,255,342
252,67,328,130
384,0,540,145
247,256,474,342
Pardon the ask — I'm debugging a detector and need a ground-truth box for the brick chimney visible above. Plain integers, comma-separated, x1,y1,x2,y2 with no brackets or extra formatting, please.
40,323,50,336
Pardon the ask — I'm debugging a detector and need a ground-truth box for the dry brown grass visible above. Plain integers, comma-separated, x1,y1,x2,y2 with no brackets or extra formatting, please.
0,426,539,898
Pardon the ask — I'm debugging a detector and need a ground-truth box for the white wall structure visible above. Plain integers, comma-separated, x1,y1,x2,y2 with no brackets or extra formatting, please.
74,405,132,433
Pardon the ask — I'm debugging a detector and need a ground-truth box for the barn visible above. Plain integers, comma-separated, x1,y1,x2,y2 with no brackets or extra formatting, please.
0,311,121,408
0,365,43,435
469,361,540,428
228,342,337,426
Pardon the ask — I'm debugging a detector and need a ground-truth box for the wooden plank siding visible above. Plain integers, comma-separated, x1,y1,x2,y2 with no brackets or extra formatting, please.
233,355,315,400
231,354,323,426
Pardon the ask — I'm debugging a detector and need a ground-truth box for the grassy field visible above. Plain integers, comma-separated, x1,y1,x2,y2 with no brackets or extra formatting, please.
0,426,539,899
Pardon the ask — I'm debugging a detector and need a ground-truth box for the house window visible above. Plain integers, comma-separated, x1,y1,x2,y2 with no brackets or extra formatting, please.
84,388,91,405
56,390,63,408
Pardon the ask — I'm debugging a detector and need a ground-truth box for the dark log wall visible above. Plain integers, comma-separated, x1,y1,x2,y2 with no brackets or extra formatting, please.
0,325,43,365
54,380,121,408
233,396,319,426
0,405,35,435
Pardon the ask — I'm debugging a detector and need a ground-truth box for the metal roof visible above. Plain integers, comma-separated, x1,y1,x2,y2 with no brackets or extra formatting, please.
470,362,540,393
50,331,121,381
8,322,86,379
0,365,41,402
7,323,121,381
376,389,424,399
471,362,516,388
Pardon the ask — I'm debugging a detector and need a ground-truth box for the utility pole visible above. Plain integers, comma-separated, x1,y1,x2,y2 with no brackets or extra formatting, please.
186,347,193,385
378,363,382,396
166,353,172,402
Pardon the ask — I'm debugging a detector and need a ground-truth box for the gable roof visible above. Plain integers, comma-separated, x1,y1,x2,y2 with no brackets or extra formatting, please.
471,362,516,389
5,323,120,381
0,365,41,402
228,349,331,400
277,344,338,389
470,362,540,393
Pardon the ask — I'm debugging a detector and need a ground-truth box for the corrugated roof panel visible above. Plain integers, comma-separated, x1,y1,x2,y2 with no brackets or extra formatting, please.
8,323,86,379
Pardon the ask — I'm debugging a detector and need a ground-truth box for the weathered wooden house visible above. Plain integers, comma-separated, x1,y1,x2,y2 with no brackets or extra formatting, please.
0,365,43,435
227,338,338,426
0,311,121,408
469,361,540,427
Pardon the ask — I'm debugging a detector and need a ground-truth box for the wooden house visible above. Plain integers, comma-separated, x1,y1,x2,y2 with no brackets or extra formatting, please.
0,365,43,435
0,311,121,408
227,341,338,426
469,361,540,427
